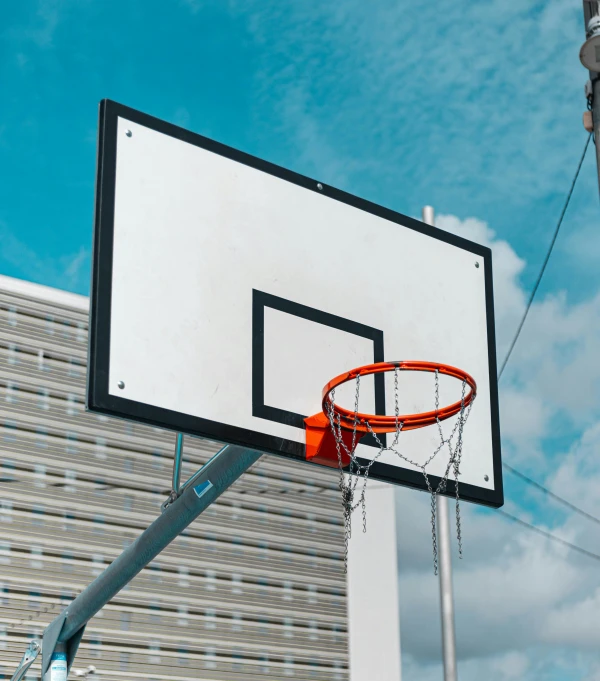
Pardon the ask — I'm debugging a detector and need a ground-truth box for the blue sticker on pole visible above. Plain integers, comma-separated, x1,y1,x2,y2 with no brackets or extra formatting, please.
193,480,213,499
46,652,67,681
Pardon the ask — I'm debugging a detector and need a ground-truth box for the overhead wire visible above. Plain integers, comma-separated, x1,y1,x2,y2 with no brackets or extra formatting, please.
497,508,600,563
503,463,600,526
497,133,592,380
492,134,598,526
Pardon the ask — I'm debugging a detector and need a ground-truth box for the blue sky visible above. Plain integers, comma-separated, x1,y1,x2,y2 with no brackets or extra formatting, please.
2,1,600,679
0,0,597,296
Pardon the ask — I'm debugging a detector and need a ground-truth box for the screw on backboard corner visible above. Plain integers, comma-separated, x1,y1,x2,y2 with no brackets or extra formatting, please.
484,474,489,482
475,262,480,268
117,381,125,389
125,130,132,137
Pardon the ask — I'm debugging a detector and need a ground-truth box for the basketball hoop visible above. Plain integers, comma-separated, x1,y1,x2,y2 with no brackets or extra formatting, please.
304,361,477,574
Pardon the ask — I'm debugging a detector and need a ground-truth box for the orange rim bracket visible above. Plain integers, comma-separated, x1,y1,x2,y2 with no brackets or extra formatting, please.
304,412,353,468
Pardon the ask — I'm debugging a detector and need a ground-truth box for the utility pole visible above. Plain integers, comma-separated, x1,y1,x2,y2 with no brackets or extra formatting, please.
580,0,600,196
422,206,458,681
436,495,458,681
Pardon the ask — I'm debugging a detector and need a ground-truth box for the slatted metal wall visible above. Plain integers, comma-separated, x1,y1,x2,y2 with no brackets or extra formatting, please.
0,279,348,681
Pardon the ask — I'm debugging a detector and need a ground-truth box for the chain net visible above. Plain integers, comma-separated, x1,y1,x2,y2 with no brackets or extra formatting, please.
326,367,475,574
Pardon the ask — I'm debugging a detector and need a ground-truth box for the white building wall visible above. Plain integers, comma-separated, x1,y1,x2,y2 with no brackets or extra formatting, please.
347,484,402,681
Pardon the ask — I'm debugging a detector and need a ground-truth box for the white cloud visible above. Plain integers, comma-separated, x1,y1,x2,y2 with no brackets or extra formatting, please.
489,651,531,679
173,107,192,128
7,0,66,49
551,422,600,509
396,480,600,679
180,0,204,14
497,388,548,453
542,586,600,648
274,84,361,186
62,246,89,290
0,221,89,294
584,661,600,681
402,649,534,681
436,214,526,355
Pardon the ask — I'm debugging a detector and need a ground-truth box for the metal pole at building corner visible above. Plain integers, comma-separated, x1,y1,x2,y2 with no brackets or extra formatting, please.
436,495,458,681
421,206,458,681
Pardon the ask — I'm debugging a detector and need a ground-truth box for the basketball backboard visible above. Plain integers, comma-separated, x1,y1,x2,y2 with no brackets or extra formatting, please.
88,100,503,508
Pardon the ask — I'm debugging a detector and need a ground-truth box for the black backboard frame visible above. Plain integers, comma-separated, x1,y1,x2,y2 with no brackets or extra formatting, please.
87,99,503,508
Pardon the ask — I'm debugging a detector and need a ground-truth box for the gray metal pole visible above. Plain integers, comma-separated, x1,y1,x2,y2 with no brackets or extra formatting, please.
583,1,600,196
422,206,435,228
437,496,458,681
592,78,600,196
38,444,262,677
422,206,458,681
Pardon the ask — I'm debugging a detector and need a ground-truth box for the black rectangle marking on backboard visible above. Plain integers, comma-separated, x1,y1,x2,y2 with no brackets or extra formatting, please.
252,289,386,448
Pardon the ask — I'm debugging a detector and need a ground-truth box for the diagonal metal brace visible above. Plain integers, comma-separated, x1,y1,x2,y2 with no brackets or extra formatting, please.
38,444,261,676
10,639,40,681
41,614,86,678
9,444,262,681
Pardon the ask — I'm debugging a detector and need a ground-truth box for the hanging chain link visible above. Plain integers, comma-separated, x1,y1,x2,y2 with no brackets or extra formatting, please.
327,367,474,574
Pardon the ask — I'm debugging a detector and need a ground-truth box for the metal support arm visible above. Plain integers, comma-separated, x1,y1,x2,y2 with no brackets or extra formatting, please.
9,640,40,681
7,444,262,680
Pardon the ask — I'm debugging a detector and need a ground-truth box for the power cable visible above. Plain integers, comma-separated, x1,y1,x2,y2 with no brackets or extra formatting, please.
280,481,600,565
272,479,600,565
497,133,592,380
498,508,600,563
494,134,595,527
503,462,600,526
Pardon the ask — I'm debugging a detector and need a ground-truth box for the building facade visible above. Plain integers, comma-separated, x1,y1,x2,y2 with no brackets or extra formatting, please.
0,275,348,680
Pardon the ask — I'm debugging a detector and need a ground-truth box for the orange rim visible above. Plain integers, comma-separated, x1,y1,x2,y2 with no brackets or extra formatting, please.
322,361,476,434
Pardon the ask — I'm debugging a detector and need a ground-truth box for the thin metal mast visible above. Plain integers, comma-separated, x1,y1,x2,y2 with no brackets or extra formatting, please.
422,206,458,681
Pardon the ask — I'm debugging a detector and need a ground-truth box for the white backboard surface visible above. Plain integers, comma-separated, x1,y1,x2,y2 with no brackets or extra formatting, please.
88,100,502,507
